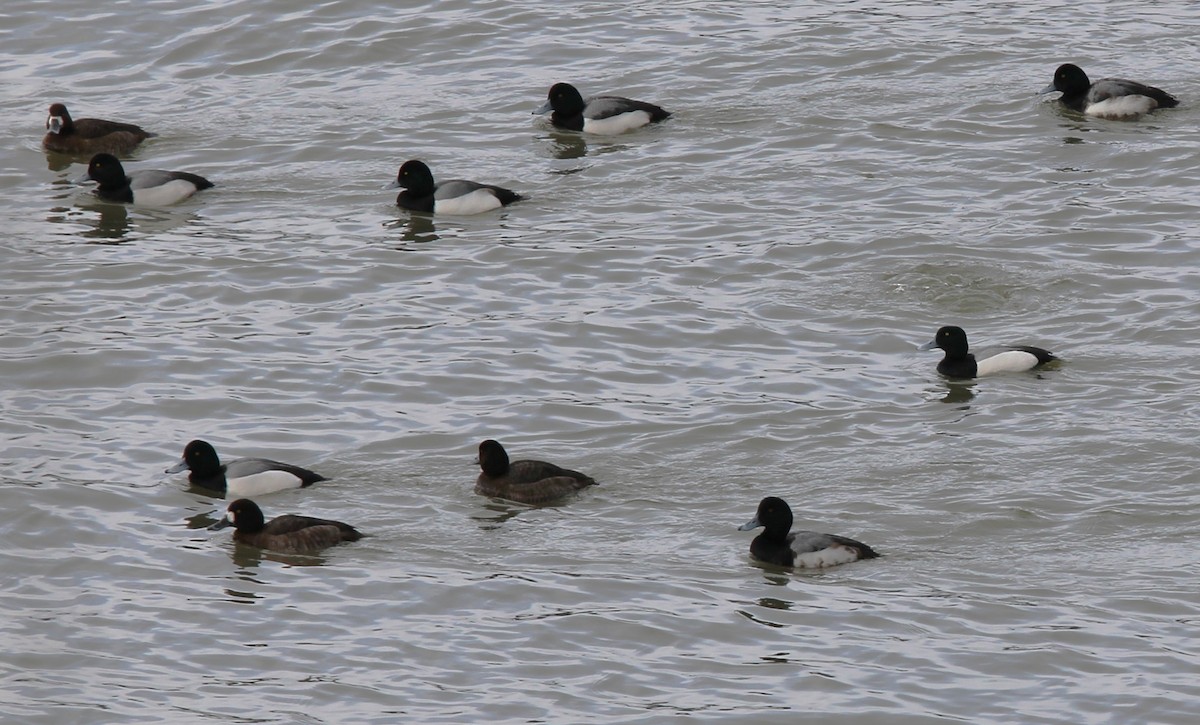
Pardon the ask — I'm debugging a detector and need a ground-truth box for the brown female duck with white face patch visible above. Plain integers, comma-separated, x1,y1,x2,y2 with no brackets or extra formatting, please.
43,103,156,155
209,499,362,554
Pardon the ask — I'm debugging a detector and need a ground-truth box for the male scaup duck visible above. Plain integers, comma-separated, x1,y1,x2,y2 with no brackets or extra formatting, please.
738,496,879,569
209,498,363,554
533,82,671,135
919,325,1057,380
42,103,156,155
79,153,213,206
475,439,596,505
386,159,522,215
166,439,326,498
1040,63,1179,120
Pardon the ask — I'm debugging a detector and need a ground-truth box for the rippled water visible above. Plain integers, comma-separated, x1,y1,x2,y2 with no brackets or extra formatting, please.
3,1,1199,722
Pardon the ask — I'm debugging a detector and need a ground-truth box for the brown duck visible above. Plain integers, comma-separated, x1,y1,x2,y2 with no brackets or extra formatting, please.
42,102,155,155
209,498,362,554
474,439,596,505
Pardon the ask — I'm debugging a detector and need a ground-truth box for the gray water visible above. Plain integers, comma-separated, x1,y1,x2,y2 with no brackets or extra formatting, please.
2,1,1199,723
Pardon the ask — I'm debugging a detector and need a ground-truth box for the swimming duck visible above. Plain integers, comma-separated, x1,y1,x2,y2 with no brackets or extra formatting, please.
738,496,879,569
474,439,596,504
1040,63,1179,120
919,326,1057,379
533,82,671,135
209,498,362,554
79,153,213,206
43,103,155,155
166,439,326,498
386,159,522,215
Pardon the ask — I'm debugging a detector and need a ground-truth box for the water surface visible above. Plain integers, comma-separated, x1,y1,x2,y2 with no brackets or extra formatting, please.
2,1,1199,723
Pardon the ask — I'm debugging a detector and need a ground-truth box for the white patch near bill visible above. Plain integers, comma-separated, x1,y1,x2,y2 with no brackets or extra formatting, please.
435,189,504,215
226,470,303,498
582,110,653,135
1086,95,1157,120
976,350,1040,376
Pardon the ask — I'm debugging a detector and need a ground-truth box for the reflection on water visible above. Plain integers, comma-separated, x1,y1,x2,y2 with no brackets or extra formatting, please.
543,130,589,160
743,564,804,584
183,510,222,530
62,201,208,243
756,596,794,611
223,587,262,604
540,129,640,163
227,542,331,569
184,483,225,502
936,381,977,405
44,201,135,243
471,499,532,529
44,151,82,173
82,204,135,242
736,608,786,629
385,212,439,245
760,653,812,665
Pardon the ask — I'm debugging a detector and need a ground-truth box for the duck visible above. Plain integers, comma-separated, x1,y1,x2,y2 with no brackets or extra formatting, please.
209,498,363,554
166,439,326,498
42,103,156,155
919,325,1057,379
533,82,671,135
78,153,213,206
738,496,879,569
1040,63,1179,120
386,159,522,215
474,439,596,504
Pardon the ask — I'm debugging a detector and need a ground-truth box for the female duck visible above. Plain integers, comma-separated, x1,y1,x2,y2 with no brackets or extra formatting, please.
209,498,363,554
43,103,155,155
1040,63,1179,120
738,496,879,569
79,153,213,206
166,439,326,498
386,159,522,215
475,439,596,505
919,326,1057,379
534,82,671,135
